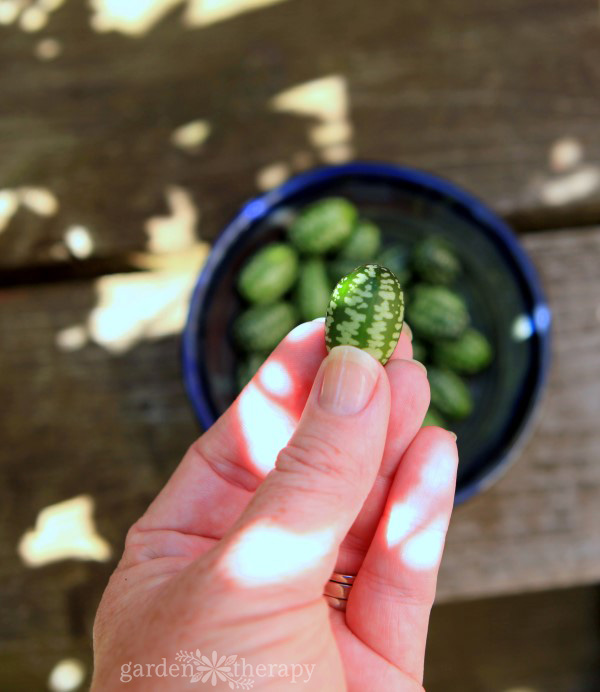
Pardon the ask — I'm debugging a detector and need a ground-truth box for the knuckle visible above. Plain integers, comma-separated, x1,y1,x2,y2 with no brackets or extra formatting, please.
276,433,362,494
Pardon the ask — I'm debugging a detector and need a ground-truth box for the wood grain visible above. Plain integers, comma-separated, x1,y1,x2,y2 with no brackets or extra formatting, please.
1,0,600,268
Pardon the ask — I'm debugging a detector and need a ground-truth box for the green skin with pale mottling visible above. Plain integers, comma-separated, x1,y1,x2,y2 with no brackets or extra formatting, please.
234,301,298,352
325,264,404,365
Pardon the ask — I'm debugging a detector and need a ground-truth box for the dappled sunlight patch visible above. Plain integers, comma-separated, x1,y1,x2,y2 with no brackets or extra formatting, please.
526,137,600,207
18,495,111,567
184,0,289,28
271,75,348,122
145,185,199,255
540,165,600,206
400,515,446,571
286,320,323,344
270,74,355,167
64,225,94,259
20,186,59,215
0,0,65,30
259,359,293,398
0,189,19,233
35,36,62,60
223,520,334,587
255,161,291,191
55,324,89,351
0,186,59,233
56,244,208,354
90,0,182,35
385,498,421,547
549,136,583,173
48,658,86,692
89,0,289,35
171,119,211,151
237,381,296,476
319,142,354,164
0,0,24,25
20,4,47,31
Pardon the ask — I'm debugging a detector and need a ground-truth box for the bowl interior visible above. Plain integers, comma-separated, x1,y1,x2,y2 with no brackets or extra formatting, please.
187,167,549,501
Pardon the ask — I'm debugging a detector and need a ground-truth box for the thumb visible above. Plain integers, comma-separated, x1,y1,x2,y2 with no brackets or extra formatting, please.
212,345,391,602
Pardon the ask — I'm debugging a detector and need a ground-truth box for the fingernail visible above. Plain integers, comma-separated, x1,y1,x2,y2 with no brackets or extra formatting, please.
448,431,457,442
319,346,379,415
406,358,427,375
403,322,413,341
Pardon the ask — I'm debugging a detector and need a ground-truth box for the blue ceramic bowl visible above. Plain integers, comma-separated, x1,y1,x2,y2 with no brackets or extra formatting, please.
183,163,551,503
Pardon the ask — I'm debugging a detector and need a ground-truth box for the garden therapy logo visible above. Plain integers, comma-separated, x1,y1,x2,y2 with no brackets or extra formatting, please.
176,650,253,688
119,649,316,686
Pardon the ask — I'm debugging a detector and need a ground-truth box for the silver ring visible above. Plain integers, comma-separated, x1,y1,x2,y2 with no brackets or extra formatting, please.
324,572,355,611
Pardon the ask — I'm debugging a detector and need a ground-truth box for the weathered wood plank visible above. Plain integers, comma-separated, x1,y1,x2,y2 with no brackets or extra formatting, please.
1,0,600,268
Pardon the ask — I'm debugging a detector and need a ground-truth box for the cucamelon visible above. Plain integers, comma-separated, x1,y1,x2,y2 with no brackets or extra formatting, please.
338,218,382,260
288,197,357,254
233,301,298,352
238,243,298,304
413,235,460,285
407,285,469,340
325,264,404,365
295,258,332,321
428,366,473,420
433,327,493,374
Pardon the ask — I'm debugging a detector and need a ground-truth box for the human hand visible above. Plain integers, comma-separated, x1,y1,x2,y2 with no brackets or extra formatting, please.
92,321,458,690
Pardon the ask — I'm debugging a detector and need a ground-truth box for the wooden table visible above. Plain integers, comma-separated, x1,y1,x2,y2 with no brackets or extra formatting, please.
2,0,600,687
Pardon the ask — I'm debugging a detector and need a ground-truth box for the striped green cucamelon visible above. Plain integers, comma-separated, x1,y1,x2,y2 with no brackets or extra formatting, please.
233,301,298,352
428,366,473,420
407,285,469,340
288,197,357,254
338,218,382,260
236,352,267,390
376,243,412,285
422,407,446,428
295,258,332,321
413,235,460,285
237,243,298,304
325,264,404,365
433,327,493,374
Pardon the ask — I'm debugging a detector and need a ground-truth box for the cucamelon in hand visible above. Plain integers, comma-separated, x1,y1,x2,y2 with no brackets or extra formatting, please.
413,235,460,285
428,366,473,420
237,243,298,304
433,327,493,374
288,197,357,254
233,301,298,352
338,218,381,260
295,258,332,321
325,264,404,365
407,285,469,340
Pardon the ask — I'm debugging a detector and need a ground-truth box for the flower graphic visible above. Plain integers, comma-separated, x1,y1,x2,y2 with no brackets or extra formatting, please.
175,650,254,689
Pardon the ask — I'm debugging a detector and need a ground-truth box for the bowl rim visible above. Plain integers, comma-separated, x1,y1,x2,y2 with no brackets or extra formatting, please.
182,161,552,504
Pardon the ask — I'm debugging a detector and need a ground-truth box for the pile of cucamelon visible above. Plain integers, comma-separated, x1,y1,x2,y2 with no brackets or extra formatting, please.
233,196,493,430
